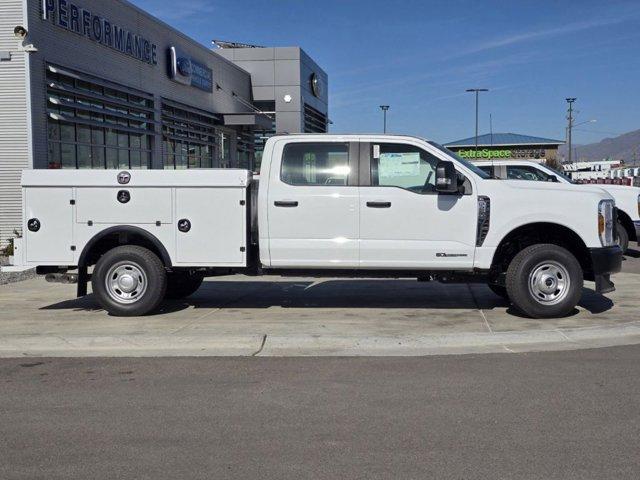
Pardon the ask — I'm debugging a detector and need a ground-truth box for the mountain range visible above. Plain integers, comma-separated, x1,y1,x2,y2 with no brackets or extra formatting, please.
559,128,640,163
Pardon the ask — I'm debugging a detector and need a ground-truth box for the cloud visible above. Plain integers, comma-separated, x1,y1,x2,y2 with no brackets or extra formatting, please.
134,0,218,22
330,51,540,109
454,11,640,58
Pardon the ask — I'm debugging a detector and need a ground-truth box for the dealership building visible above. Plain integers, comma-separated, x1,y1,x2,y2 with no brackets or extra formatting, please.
445,133,564,163
0,0,328,245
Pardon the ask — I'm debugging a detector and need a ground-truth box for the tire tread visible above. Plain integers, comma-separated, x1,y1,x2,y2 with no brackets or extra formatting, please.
92,245,166,316
506,243,583,319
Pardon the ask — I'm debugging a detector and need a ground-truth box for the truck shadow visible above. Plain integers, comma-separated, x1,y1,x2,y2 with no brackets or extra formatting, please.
623,248,640,259
40,279,614,317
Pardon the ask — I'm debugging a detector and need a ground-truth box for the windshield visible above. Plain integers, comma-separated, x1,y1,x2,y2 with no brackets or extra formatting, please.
427,141,491,179
543,165,577,184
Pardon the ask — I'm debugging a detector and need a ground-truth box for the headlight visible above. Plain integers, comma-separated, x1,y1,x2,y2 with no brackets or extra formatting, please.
598,199,615,246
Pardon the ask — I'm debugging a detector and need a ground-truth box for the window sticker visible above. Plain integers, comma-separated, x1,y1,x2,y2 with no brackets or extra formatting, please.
379,152,420,177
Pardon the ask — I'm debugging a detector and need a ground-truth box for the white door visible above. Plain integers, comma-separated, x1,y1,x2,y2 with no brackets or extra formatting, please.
359,142,477,269
175,187,246,265
25,187,74,263
266,141,359,267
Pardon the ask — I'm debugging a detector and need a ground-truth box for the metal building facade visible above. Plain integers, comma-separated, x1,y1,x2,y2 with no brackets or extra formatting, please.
0,0,329,246
0,0,30,246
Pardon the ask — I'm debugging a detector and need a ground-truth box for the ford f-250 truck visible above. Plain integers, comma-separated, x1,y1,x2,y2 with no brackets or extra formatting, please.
20,134,622,319
473,159,640,253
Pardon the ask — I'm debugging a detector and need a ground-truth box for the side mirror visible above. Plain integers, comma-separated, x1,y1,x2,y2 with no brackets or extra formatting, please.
436,160,458,194
548,176,559,182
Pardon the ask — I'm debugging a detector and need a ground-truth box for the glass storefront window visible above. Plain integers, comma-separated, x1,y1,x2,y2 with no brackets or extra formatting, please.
46,65,154,169
77,145,91,169
161,101,219,169
60,143,76,168
106,148,118,169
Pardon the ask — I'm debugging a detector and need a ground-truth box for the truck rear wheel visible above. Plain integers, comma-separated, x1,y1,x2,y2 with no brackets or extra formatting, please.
92,245,167,316
165,271,204,299
506,244,583,319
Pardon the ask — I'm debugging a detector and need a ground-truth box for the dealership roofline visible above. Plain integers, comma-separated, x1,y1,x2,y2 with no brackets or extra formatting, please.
115,0,250,76
445,132,565,148
447,142,565,148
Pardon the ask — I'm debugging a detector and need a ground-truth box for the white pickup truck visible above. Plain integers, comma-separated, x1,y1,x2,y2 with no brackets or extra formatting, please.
20,134,622,319
472,159,640,253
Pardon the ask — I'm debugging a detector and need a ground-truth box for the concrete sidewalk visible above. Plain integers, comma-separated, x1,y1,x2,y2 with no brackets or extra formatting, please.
1,265,639,356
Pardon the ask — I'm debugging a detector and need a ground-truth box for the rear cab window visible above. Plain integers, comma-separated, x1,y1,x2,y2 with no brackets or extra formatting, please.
281,142,351,186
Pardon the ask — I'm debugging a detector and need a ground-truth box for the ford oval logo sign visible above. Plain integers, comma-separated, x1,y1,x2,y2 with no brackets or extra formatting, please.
177,58,192,76
117,171,131,184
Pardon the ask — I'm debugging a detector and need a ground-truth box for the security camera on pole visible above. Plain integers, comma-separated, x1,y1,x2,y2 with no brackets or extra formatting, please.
13,25,37,52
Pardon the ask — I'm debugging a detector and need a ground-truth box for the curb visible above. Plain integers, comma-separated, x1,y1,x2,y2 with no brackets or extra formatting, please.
1,322,639,357
0,267,36,286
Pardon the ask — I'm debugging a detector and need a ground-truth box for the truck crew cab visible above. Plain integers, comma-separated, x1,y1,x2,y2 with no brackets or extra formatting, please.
473,159,640,253
20,135,622,319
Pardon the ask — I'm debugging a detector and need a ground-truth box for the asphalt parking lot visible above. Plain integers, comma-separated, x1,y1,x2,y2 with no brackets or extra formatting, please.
2,345,640,480
0,248,639,357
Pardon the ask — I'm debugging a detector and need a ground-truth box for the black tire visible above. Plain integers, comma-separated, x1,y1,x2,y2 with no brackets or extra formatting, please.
616,221,629,254
487,283,509,300
165,271,204,299
506,244,583,319
92,245,166,316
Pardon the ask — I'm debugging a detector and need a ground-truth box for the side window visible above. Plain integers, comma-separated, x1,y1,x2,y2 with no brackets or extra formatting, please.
506,165,550,181
477,165,494,176
371,143,439,194
281,142,350,186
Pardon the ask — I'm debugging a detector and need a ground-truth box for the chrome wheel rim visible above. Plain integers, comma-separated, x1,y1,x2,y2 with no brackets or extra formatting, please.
105,261,147,304
528,261,570,305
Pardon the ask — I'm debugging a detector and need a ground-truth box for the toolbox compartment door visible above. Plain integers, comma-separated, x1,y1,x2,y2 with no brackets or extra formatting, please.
75,188,172,224
175,187,246,265
24,187,74,263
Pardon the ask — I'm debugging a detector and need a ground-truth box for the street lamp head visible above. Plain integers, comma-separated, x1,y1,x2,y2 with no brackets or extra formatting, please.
379,105,389,111
566,97,576,103
466,88,489,92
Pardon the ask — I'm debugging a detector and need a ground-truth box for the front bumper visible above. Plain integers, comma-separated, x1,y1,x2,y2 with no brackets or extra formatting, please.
634,220,640,245
589,245,623,294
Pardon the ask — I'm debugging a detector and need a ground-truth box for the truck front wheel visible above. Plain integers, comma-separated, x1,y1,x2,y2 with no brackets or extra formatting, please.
506,244,583,319
92,245,167,316
616,221,629,254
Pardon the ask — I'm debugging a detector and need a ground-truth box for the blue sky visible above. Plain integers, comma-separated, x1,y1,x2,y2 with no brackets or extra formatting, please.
131,0,640,144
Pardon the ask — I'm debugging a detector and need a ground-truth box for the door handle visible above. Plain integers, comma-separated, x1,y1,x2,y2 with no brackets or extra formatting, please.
274,200,299,207
366,201,391,208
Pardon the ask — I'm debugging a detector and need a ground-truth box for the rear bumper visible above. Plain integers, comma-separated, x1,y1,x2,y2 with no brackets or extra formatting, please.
634,220,640,245
589,245,622,294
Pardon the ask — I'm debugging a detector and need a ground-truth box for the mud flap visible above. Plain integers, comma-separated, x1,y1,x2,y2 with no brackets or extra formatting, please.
77,266,88,297
595,274,615,294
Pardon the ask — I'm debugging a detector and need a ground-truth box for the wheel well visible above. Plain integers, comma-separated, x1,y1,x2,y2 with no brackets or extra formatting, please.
491,223,591,277
78,226,172,268
617,209,637,241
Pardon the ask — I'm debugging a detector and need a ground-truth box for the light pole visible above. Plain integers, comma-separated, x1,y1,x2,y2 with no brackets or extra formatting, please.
466,88,488,157
566,98,576,165
379,105,390,133
565,118,596,161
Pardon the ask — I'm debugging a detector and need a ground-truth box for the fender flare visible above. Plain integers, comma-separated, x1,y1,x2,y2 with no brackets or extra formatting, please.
78,225,172,267
490,221,589,268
